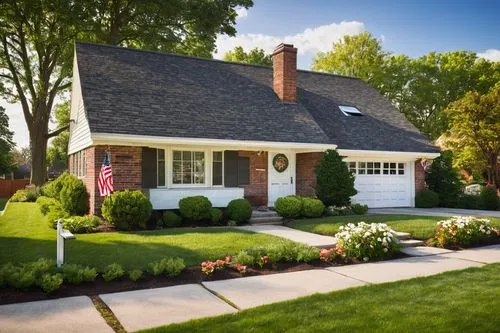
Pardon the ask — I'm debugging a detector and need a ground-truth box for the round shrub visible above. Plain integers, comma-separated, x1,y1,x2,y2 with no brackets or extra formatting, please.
351,203,368,215
480,186,499,211
62,215,101,233
58,174,88,215
178,196,212,221
301,197,325,218
435,216,498,247
210,208,223,225
275,195,302,218
36,196,59,215
163,211,182,228
415,189,439,208
226,198,252,224
101,190,152,230
41,173,67,198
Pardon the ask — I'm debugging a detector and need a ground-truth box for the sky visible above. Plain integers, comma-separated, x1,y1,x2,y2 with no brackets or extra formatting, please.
3,0,500,148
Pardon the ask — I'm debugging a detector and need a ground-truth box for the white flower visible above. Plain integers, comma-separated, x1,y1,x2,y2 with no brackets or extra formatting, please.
383,248,388,253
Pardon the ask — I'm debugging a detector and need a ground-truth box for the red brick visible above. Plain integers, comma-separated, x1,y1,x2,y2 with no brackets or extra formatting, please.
238,151,268,206
415,160,426,193
272,44,297,103
296,152,323,197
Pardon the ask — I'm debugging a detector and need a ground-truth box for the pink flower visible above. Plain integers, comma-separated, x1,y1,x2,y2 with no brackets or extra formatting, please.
261,255,269,264
225,255,232,263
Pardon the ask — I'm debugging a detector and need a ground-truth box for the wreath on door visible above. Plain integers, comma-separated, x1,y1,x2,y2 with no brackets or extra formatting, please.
273,154,289,173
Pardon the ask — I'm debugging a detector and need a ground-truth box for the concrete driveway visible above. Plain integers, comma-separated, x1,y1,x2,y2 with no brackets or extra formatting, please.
368,207,500,218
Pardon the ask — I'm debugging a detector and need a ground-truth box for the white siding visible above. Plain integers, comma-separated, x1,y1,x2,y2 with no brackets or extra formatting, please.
68,51,92,154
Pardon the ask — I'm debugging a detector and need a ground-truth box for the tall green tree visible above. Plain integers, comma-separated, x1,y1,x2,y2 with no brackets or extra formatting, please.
445,86,500,187
0,0,252,185
223,46,272,66
47,101,69,170
0,106,15,174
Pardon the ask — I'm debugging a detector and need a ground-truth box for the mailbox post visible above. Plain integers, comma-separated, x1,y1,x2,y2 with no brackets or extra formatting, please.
56,219,75,268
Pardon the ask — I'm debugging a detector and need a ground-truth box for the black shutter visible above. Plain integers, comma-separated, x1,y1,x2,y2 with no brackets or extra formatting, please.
238,156,250,185
142,147,157,188
224,151,239,187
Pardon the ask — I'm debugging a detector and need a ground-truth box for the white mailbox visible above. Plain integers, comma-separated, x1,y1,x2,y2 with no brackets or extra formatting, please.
56,219,75,268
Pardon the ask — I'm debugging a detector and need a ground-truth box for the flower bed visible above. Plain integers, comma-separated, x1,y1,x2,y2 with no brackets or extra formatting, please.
434,216,499,248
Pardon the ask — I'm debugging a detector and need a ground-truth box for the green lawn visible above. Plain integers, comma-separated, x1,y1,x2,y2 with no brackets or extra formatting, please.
0,203,283,270
288,214,500,240
0,197,8,211
139,263,500,333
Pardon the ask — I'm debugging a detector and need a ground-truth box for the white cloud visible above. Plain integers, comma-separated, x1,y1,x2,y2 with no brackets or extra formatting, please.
235,7,248,20
477,49,500,62
215,20,366,58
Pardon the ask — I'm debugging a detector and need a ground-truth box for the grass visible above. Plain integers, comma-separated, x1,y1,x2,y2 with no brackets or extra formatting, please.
139,263,500,333
0,197,8,211
0,203,283,270
288,214,500,240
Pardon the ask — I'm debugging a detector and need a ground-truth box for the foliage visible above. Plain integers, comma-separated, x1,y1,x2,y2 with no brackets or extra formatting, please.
128,269,143,281
351,203,369,215
102,190,152,230
46,200,70,228
61,264,97,284
149,257,185,277
40,273,64,293
0,106,15,174
178,196,212,221
315,150,357,206
275,195,303,218
301,197,325,218
335,222,400,261
319,246,345,263
425,151,463,207
58,173,88,215
210,208,223,225
415,189,439,208
47,102,70,170
10,188,40,202
457,194,483,210
163,211,183,228
480,186,499,210
102,263,125,282
434,216,498,248
226,198,252,224
61,215,101,234
0,258,61,292
41,174,66,198
325,206,354,216
223,46,272,66
234,250,254,266
266,241,320,264
36,196,59,215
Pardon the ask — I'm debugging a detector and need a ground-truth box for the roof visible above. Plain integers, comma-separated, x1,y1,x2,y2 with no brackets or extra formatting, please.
75,42,438,153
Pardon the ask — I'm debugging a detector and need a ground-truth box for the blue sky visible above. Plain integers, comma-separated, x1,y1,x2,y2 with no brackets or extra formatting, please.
3,0,500,147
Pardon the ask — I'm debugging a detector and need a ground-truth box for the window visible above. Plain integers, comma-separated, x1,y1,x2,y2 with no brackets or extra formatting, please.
348,161,356,173
212,151,223,186
339,105,363,116
71,151,87,178
172,150,205,185
351,161,404,176
157,149,166,186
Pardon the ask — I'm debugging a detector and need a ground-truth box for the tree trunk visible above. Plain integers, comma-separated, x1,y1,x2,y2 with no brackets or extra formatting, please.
487,153,498,188
29,117,49,186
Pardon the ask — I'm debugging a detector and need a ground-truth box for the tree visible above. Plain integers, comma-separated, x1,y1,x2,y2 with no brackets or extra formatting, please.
11,146,31,167
0,106,14,174
47,101,70,170
445,86,500,187
223,46,272,66
315,149,357,206
0,0,252,185
425,151,463,207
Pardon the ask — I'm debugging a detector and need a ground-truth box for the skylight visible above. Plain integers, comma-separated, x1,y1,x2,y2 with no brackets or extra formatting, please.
339,105,363,116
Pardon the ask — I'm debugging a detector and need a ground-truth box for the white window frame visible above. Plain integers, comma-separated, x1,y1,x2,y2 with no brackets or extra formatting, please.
157,149,167,188
169,148,208,188
339,105,363,116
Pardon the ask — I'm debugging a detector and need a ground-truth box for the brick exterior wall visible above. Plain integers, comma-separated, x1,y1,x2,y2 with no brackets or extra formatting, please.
238,151,268,206
296,152,323,197
415,160,426,193
272,44,297,102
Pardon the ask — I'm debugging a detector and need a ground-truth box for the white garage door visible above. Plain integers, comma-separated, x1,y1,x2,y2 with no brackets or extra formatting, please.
348,161,411,208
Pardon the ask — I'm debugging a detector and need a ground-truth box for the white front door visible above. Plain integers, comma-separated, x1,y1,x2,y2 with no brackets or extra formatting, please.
268,151,295,206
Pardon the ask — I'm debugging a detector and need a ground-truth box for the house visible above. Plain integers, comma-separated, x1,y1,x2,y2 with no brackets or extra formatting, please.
68,42,439,215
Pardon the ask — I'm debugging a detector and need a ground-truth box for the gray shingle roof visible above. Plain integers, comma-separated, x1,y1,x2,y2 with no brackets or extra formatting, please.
76,42,438,153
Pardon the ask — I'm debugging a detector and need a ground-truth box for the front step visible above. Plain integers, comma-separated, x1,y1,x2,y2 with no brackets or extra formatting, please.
249,209,283,225
392,231,411,240
399,239,425,248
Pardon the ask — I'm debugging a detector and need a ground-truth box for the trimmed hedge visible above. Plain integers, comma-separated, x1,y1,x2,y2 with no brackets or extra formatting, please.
163,211,183,227
102,190,152,230
415,189,439,208
480,186,499,210
301,197,325,218
226,198,252,224
275,195,302,218
178,196,212,221
42,172,87,215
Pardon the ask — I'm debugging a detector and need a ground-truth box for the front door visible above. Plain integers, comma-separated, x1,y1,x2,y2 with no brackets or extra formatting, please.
268,151,295,206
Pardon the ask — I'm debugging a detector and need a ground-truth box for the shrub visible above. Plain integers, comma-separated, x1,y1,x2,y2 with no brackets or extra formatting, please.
128,269,143,281
325,206,353,216
457,194,483,210
434,216,498,247
275,195,302,218
62,215,100,233
210,208,223,225
0,259,62,292
480,186,499,210
425,151,462,207
42,174,66,198
351,203,369,215
163,211,183,227
36,196,59,215
226,198,252,224
415,189,439,208
301,197,325,218
234,250,254,266
46,201,70,229
266,241,320,264
335,222,400,261
40,273,63,293
178,196,212,221
10,188,39,202
59,174,88,215
102,263,125,282
61,264,97,284
320,246,345,262
149,257,185,277
315,149,357,206
102,190,152,230
296,246,321,263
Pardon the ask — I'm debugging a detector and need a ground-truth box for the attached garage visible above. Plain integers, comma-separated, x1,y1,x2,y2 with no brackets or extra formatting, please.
347,160,414,208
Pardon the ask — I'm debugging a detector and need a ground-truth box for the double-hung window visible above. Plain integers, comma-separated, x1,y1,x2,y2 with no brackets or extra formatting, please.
172,150,205,185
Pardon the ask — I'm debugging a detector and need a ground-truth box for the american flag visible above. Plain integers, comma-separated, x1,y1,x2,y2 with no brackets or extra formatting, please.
98,151,114,196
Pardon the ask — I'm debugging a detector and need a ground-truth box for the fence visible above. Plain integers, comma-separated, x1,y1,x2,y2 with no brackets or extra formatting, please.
0,179,30,198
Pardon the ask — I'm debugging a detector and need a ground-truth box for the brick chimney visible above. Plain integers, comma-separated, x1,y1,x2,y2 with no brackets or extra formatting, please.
272,43,297,103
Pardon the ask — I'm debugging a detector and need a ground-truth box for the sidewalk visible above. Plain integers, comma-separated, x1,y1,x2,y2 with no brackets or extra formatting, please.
1,245,498,333
237,225,336,248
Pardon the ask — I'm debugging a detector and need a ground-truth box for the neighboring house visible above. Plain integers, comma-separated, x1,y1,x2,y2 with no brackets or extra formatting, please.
1,164,31,180
68,42,439,215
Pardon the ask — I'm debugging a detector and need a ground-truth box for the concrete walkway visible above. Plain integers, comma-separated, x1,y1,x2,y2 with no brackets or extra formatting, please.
368,207,500,217
237,225,336,248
